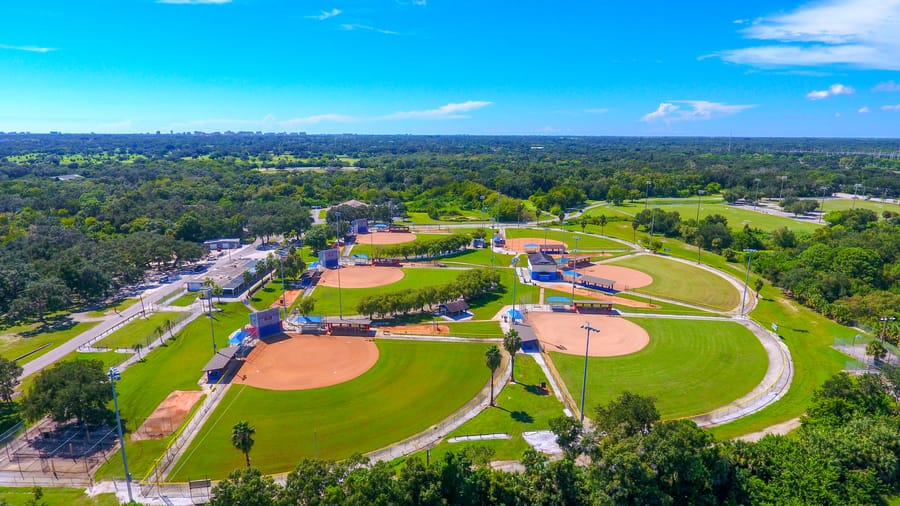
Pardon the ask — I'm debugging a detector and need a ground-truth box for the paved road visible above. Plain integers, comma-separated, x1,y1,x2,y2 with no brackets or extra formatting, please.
19,241,261,380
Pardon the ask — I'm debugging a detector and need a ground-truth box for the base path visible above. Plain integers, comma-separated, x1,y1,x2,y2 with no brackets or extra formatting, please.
234,334,379,390
318,266,404,289
133,390,205,441
360,232,417,245
527,312,649,357
504,237,567,253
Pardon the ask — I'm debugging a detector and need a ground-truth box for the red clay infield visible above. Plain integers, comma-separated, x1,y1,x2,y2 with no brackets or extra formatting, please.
527,312,649,357
234,334,379,390
360,232,417,245
504,237,567,253
132,390,204,440
318,266,405,288
580,264,653,290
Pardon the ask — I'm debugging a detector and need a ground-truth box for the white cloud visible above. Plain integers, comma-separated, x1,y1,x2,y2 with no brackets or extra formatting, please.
0,43,55,53
157,0,231,3
584,108,609,114
873,80,900,92
341,24,398,35
882,104,900,111
309,8,341,20
714,0,900,70
806,83,855,99
858,106,870,113
641,101,755,122
413,0,427,5
834,112,842,117
385,101,492,120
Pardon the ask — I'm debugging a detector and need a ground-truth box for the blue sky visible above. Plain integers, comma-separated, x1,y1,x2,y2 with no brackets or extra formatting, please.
1,0,899,136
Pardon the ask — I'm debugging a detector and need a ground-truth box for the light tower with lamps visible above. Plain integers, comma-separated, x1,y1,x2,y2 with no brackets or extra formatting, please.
579,322,600,423
695,190,705,263
108,367,133,503
510,257,520,324
571,236,580,304
880,316,896,344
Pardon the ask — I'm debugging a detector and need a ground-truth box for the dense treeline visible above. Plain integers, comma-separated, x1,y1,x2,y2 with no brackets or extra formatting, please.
209,369,900,505
379,234,474,260
357,269,499,319
754,209,900,337
1,134,897,322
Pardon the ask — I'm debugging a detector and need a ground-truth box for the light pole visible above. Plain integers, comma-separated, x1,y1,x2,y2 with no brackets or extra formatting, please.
207,288,216,353
510,257,519,324
644,181,652,211
108,367,133,503
819,186,829,222
753,178,761,206
852,183,863,209
279,253,286,320
695,190,705,264
335,211,343,319
543,227,548,248
779,175,787,200
571,236,580,303
579,322,600,423
739,249,758,317
480,195,486,233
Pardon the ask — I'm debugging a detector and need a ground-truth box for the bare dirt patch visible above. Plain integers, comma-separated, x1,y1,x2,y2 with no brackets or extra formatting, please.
234,334,379,391
272,289,304,309
380,324,450,335
504,237,567,253
361,232,418,245
132,390,205,440
580,264,653,290
527,312,649,357
318,266,405,289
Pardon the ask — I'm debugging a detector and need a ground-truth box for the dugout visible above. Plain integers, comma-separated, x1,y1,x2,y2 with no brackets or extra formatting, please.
372,257,402,266
579,275,616,292
388,224,410,233
492,234,505,247
202,346,240,383
573,300,615,313
539,244,565,255
325,318,373,335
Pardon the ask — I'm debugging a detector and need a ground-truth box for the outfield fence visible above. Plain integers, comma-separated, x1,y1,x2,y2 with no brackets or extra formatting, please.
76,305,157,352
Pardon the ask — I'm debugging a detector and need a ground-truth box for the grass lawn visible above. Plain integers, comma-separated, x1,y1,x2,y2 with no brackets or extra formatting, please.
250,278,288,311
306,268,464,316
436,248,515,268
169,339,491,479
94,303,249,481
820,197,900,216
601,198,822,234
446,321,503,338
348,230,470,259
468,267,541,320
551,318,767,419
95,312,185,349
0,321,99,364
168,292,199,307
413,354,565,462
19,351,129,396
611,255,741,311
0,487,118,505
708,286,853,439
86,297,140,317
504,227,623,251
612,292,717,316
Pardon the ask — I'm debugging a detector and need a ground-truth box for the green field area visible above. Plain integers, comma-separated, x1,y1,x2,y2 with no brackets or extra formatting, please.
551,318,767,419
441,247,514,268
708,286,854,439
820,197,900,216
305,267,464,316
611,255,741,311
169,339,491,479
348,230,470,258
0,321,99,364
95,303,249,480
95,312,185,349
597,198,822,234
468,266,541,320
504,227,623,251
168,292,199,307
86,297,140,317
250,278,288,311
416,354,565,462
445,321,503,337
0,487,118,506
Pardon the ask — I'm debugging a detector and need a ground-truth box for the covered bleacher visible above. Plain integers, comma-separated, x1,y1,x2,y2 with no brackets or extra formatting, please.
325,318,373,335
573,300,615,314
579,275,616,292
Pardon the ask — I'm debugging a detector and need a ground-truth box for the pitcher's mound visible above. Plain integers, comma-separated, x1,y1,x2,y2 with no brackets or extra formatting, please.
234,334,378,390
318,266,404,288
527,313,649,357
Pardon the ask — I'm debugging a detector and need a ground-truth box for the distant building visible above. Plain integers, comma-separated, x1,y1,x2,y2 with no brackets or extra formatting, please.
203,238,241,251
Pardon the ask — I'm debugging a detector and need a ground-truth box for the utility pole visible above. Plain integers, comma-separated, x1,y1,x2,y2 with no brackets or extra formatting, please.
779,175,787,200
880,316,896,344
108,367,133,504
207,288,216,353
644,180,652,211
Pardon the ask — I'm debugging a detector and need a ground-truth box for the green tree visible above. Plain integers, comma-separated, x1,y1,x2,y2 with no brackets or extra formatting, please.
594,391,660,439
485,345,502,406
231,420,256,468
866,340,887,363
754,278,764,298
21,360,112,425
210,467,279,506
598,214,607,235
0,357,22,403
502,329,522,383
297,296,316,316
132,343,144,361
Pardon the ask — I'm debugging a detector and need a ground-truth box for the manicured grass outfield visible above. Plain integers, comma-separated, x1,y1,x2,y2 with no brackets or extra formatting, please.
551,318,767,419
611,255,741,311
0,487,118,505
169,340,490,480
504,227,624,251
0,321,99,364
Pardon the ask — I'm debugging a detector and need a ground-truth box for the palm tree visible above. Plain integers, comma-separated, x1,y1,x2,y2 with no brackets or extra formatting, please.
503,329,522,383
132,343,143,360
485,345,502,406
866,340,887,364
598,214,608,236
231,421,256,468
